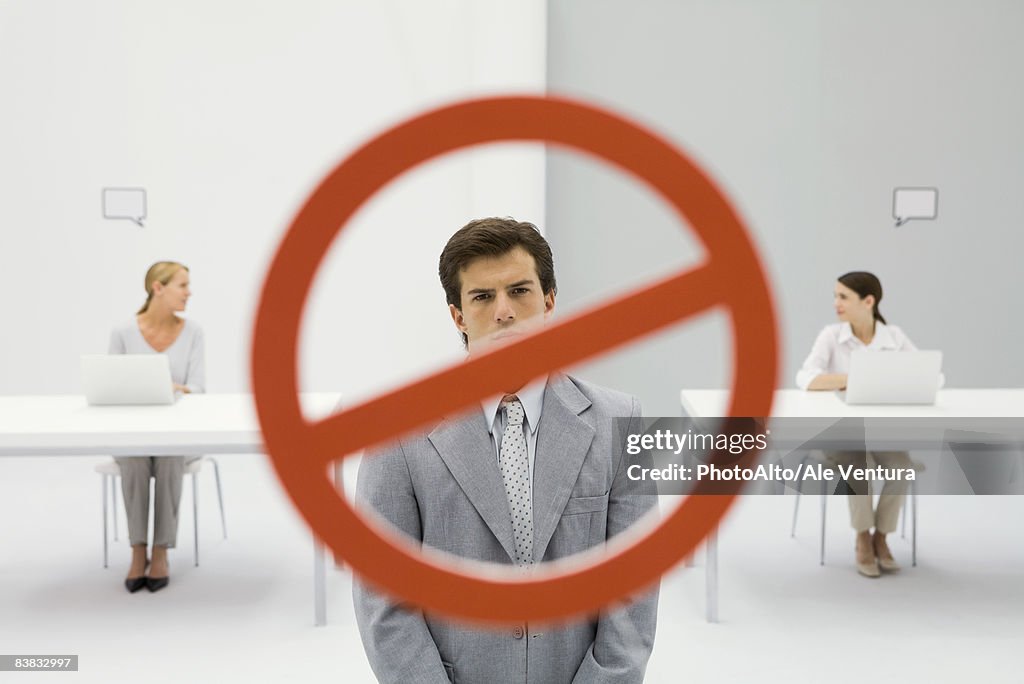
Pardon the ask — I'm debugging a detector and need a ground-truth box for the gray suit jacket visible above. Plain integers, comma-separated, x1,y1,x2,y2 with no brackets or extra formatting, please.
353,374,659,684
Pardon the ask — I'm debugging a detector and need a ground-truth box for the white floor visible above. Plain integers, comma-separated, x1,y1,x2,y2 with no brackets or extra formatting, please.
2,455,1022,683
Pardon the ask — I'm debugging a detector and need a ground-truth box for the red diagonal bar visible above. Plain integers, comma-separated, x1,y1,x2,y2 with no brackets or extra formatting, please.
303,263,723,468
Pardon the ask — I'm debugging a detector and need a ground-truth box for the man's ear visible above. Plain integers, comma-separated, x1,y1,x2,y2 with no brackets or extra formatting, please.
449,303,467,333
543,290,555,316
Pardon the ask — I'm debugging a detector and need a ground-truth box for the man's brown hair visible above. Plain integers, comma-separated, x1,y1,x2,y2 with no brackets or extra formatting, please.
438,217,557,344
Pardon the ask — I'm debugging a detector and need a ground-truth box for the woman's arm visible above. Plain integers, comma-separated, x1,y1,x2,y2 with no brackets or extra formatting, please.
806,373,847,391
795,327,837,390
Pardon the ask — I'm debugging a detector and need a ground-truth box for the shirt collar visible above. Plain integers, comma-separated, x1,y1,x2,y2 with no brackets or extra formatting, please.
482,375,547,436
838,321,897,349
871,322,898,349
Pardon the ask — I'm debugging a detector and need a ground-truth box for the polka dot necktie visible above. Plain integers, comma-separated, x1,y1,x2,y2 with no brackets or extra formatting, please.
500,396,533,565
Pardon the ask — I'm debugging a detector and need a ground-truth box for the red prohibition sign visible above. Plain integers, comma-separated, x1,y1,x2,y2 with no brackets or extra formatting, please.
252,95,778,624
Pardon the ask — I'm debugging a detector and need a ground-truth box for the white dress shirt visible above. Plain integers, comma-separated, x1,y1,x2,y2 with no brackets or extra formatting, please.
481,376,547,482
795,321,919,390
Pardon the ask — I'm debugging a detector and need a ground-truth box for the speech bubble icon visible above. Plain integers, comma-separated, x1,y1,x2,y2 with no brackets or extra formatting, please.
893,187,938,227
102,187,147,227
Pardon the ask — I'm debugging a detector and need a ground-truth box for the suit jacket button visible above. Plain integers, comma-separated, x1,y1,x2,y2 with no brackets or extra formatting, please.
512,626,524,639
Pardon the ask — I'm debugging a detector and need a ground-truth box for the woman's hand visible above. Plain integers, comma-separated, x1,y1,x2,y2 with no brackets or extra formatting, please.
173,383,191,394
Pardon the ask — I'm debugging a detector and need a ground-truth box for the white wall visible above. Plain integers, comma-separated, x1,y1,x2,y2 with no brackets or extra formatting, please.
0,0,546,404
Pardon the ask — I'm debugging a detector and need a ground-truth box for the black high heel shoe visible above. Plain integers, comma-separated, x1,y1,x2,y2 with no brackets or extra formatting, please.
124,576,147,593
124,558,150,593
146,576,169,592
146,558,169,592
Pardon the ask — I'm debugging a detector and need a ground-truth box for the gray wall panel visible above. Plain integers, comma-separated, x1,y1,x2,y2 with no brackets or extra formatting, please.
546,0,1023,415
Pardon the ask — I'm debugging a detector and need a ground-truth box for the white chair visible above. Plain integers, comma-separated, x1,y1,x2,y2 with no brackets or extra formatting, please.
790,451,917,567
95,457,227,568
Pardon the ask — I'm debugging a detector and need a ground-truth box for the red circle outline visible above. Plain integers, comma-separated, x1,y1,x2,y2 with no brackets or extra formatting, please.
252,95,777,624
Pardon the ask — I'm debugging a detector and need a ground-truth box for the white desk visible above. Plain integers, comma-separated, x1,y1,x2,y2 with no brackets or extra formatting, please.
0,393,342,626
681,388,1024,420
678,388,1024,623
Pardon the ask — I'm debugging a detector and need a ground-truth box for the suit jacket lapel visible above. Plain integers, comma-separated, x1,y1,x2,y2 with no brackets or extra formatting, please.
532,375,595,562
429,411,518,563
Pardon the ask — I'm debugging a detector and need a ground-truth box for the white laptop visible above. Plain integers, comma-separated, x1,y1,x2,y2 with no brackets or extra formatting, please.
843,350,943,405
81,354,176,406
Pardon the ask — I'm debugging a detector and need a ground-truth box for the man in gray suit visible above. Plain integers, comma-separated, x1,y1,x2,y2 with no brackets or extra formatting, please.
353,217,658,683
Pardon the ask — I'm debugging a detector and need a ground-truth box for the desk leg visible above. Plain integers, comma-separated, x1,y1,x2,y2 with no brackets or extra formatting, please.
102,475,109,569
684,453,697,569
706,526,718,623
314,537,326,626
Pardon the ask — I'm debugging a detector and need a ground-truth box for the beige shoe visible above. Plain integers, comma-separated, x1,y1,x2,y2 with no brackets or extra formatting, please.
856,558,881,578
873,536,901,572
877,557,901,572
856,538,880,578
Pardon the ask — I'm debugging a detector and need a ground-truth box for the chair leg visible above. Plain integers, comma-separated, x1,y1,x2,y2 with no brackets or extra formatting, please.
210,458,227,539
112,474,119,542
792,453,811,538
791,490,801,538
901,497,909,540
911,481,917,567
819,490,827,566
192,472,199,567
102,473,109,569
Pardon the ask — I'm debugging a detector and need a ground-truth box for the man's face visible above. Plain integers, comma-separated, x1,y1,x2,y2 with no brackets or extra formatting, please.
449,246,555,354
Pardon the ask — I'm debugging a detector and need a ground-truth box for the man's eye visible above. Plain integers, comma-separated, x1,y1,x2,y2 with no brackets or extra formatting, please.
473,293,491,301
511,288,530,295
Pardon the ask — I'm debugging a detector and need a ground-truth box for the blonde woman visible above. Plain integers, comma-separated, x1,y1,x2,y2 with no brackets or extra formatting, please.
111,262,205,592
796,272,916,578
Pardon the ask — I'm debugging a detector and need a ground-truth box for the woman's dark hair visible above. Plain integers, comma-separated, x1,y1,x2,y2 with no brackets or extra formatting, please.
838,271,886,324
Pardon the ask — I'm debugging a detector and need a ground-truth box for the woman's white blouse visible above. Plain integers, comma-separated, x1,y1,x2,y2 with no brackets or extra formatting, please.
794,322,918,390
